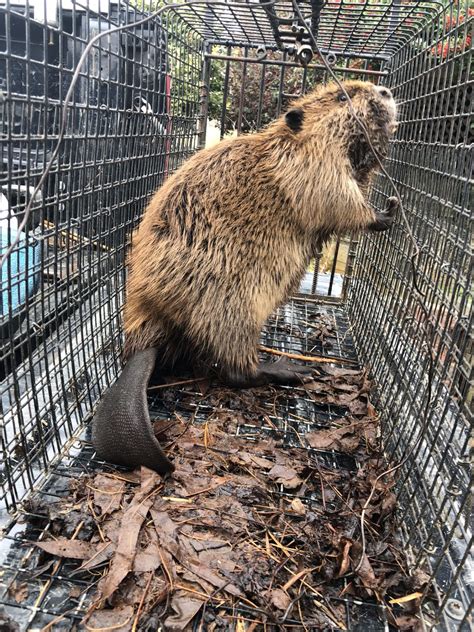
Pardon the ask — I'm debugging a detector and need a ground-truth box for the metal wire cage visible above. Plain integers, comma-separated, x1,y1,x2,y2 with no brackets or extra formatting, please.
0,0,472,629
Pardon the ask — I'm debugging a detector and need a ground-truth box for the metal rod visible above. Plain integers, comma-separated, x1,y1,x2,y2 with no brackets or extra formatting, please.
205,39,391,62
198,45,212,149
327,239,340,297
219,45,232,139
259,0,283,49
205,53,388,77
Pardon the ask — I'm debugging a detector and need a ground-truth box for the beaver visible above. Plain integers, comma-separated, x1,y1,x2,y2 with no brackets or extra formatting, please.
92,80,398,473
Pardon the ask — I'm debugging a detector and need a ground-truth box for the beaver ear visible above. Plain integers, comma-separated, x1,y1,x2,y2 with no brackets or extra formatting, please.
285,108,304,133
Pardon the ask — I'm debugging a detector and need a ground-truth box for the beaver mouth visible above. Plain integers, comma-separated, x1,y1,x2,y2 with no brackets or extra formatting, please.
348,98,395,179
348,135,382,179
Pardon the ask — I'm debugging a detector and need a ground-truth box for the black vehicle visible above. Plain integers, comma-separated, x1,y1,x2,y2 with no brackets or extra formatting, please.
0,0,170,343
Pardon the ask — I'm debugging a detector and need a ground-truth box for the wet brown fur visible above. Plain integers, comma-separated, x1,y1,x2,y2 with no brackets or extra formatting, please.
123,80,396,381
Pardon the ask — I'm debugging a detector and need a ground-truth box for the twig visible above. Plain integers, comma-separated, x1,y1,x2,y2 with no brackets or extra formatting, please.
147,377,207,391
42,219,110,252
258,345,356,364
297,584,310,632
132,571,154,632
85,613,134,631
162,411,197,451
33,520,85,615
280,588,308,625
283,567,317,592
158,547,174,590
40,611,74,632
198,581,233,631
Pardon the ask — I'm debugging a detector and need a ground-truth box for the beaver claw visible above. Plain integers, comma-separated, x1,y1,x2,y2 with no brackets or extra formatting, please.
259,358,315,385
368,196,399,232
91,347,175,474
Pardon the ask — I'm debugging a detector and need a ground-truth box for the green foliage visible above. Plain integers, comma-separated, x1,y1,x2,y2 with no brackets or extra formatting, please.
208,48,323,134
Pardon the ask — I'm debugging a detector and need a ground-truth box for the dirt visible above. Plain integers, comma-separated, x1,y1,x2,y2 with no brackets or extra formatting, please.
25,364,430,630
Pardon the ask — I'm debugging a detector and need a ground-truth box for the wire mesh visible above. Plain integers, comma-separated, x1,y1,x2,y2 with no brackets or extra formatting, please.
174,0,441,60
0,301,391,631
348,2,473,629
0,0,203,512
0,0,472,630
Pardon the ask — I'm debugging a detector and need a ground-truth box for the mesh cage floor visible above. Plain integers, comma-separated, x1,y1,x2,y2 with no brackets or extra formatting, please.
0,301,414,631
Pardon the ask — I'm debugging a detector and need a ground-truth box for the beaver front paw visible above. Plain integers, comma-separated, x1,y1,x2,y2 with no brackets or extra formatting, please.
368,196,399,232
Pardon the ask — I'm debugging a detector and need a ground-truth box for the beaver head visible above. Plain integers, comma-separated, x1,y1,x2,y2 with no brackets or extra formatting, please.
282,80,398,183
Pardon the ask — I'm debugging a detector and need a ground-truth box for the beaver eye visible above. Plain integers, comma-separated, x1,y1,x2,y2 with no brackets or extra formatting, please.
338,93,348,102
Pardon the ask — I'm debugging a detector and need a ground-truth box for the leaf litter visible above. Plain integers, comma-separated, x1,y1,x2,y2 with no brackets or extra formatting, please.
26,363,430,630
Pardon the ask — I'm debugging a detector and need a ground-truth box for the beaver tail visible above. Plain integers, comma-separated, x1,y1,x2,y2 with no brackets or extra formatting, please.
91,346,174,474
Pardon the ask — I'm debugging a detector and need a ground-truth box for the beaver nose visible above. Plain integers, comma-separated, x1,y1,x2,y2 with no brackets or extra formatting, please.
376,86,392,99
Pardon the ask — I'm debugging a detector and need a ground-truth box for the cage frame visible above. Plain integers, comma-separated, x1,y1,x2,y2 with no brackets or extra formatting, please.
0,0,472,629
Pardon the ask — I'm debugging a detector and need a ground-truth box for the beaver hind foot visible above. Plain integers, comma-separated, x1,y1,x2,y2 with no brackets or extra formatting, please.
91,348,175,474
225,358,315,388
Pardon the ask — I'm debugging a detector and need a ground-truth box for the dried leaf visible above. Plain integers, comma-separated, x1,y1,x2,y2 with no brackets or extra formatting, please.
248,454,275,469
232,452,274,469
235,617,246,632
306,426,360,453
290,498,306,516
322,366,362,378
389,592,423,605
164,591,205,631
198,379,210,396
25,365,416,628
282,568,315,591
347,398,368,416
411,568,431,589
133,529,161,573
35,538,97,560
354,550,378,589
366,401,378,418
303,381,334,394
337,434,360,452
97,469,160,600
381,492,397,517
151,509,181,558
73,542,115,575
330,382,360,394
394,615,423,631
338,539,352,577
336,392,361,405
306,429,338,450
92,473,126,516
151,509,242,598
7,581,28,604
186,559,242,597
198,547,236,573
267,588,291,611
85,605,134,632
0,608,19,632
268,464,302,489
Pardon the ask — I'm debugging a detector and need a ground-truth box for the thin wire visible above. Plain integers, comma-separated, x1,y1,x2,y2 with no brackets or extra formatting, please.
0,0,279,270
291,0,435,574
